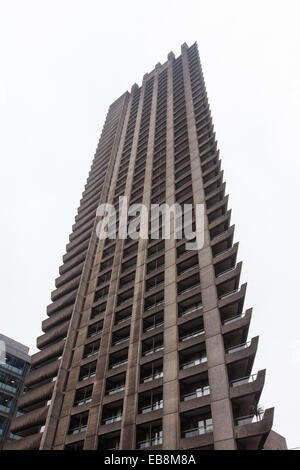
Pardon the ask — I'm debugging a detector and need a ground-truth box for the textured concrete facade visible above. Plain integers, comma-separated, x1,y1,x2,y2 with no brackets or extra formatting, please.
4,43,282,450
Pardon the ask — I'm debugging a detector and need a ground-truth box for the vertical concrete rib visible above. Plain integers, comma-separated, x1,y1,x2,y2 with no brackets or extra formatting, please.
120,71,159,449
162,52,180,450
181,43,236,450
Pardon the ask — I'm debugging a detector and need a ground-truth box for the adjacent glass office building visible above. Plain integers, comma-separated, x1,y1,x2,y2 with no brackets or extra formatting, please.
0,334,30,448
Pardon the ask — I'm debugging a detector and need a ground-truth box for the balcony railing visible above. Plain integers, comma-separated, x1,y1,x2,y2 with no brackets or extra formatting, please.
103,415,122,425
115,315,131,325
107,385,125,395
216,266,237,277
139,400,163,414
180,329,204,342
112,336,130,347
182,424,213,438
182,386,210,401
69,425,87,435
222,312,245,325
111,359,128,369
219,288,240,300
144,345,164,356
80,372,96,381
88,329,103,338
226,341,251,354
145,300,164,311
142,371,163,383
74,398,92,407
181,356,207,369
213,246,233,258
234,413,264,426
137,436,163,448
144,322,164,333
179,304,203,317
178,284,201,296
230,374,257,387
178,264,199,276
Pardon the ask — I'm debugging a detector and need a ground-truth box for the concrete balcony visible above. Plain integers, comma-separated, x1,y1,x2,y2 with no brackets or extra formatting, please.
234,407,274,450
226,336,259,380
18,381,54,409
3,432,42,450
25,359,60,387
31,339,65,368
230,369,266,401
37,320,69,349
10,405,49,435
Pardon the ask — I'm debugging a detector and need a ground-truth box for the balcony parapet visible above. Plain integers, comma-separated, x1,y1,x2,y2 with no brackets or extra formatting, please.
18,381,55,409
225,336,259,372
230,369,266,400
3,432,42,450
37,320,69,349
10,405,49,434
222,308,252,335
25,359,60,387
32,339,65,368
234,407,274,448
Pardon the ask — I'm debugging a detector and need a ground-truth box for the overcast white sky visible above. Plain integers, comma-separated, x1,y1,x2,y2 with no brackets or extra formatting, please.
0,0,299,448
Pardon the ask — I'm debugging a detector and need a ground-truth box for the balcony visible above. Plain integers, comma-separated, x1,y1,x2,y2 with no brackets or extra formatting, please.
226,341,251,355
177,255,199,277
68,412,88,435
181,409,213,441
147,255,164,274
73,385,93,407
138,388,163,415
82,339,100,359
234,408,274,450
144,291,164,312
117,287,134,306
111,326,131,348
140,359,163,384
143,311,164,334
109,348,128,371
177,273,200,297
226,336,259,381
102,401,123,426
179,317,205,343
136,421,163,449
180,373,210,404
146,272,164,292
114,306,132,325
179,345,207,371
87,321,103,339
229,370,266,413
142,334,164,357
178,293,203,319
91,303,106,320
98,433,120,450
79,361,97,382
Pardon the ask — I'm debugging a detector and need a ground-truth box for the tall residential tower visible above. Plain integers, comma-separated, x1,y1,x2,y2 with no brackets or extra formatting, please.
5,43,282,451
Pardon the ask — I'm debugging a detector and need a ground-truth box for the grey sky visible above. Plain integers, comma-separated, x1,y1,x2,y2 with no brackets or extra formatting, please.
0,0,299,448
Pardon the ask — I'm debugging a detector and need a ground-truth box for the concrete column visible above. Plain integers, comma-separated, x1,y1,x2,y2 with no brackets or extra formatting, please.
162,53,180,450
120,72,159,449
181,43,236,450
